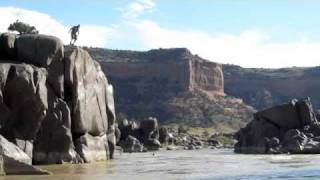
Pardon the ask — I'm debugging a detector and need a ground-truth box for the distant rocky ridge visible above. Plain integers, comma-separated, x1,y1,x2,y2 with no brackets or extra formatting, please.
224,64,320,110
87,47,255,130
0,33,116,171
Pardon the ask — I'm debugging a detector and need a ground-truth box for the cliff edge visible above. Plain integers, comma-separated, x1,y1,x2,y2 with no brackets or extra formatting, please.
0,33,116,165
88,48,254,131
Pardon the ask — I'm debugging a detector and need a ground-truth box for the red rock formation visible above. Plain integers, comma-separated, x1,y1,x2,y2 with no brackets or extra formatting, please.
189,58,224,96
90,48,224,96
86,48,252,129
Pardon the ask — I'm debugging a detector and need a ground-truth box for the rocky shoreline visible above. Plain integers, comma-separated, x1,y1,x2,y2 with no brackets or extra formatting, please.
1,32,320,177
116,117,235,152
0,33,116,175
0,32,236,176
235,98,320,154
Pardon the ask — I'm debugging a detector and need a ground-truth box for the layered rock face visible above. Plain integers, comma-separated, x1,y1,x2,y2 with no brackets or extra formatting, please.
224,64,320,110
89,48,224,96
190,59,224,95
87,48,253,129
235,98,320,154
0,33,115,165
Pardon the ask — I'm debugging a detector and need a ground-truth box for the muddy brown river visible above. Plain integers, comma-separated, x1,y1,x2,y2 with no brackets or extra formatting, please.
1,149,320,180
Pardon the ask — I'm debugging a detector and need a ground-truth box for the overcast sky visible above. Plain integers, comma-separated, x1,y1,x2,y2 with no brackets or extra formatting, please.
1,0,320,68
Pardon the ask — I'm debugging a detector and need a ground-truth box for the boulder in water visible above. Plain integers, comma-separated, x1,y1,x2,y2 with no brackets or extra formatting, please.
120,135,144,153
235,98,320,154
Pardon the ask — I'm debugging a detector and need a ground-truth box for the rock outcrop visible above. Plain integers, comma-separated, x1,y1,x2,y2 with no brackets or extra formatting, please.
89,48,224,96
235,98,320,154
118,117,162,152
120,135,144,153
87,48,254,130
0,33,116,167
0,135,49,175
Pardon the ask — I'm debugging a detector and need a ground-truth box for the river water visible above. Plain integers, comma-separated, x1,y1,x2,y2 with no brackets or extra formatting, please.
1,149,320,180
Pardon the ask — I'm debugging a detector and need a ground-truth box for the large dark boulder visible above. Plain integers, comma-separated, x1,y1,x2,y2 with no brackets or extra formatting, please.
235,98,320,154
0,135,31,165
64,47,109,136
159,127,169,144
4,155,50,175
0,33,17,59
0,33,116,167
118,119,138,141
0,64,48,159
281,129,307,153
74,134,109,163
15,34,64,98
139,117,159,140
119,135,144,153
117,117,162,151
106,85,116,159
0,135,49,175
115,125,121,144
64,46,116,161
33,90,77,164
139,117,160,150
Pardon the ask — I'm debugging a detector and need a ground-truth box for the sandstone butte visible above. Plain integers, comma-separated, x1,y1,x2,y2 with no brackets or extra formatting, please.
87,48,255,129
0,33,116,175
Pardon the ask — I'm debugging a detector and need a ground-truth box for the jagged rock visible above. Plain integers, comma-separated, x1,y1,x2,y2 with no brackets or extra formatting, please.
0,135,31,165
159,127,169,144
118,119,138,141
0,33,17,59
0,33,116,167
120,135,144,153
64,46,115,161
4,155,50,175
15,34,64,98
303,139,320,154
139,117,160,150
33,89,77,165
281,129,307,153
117,117,162,151
115,125,121,144
74,134,109,163
140,117,159,140
0,63,48,158
235,117,281,153
0,135,49,175
139,117,158,138
235,98,320,154
106,84,116,159
144,139,161,150
15,139,33,160
64,47,109,136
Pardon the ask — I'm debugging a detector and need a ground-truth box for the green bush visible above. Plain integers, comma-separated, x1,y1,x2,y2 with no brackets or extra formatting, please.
8,20,39,34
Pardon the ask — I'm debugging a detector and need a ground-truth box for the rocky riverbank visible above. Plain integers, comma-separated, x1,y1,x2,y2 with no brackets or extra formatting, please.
235,98,320,154
0,33,116,175
116,117,235,152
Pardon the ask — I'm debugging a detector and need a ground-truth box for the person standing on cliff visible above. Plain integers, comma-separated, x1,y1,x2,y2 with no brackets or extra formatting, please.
69,24,80,45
